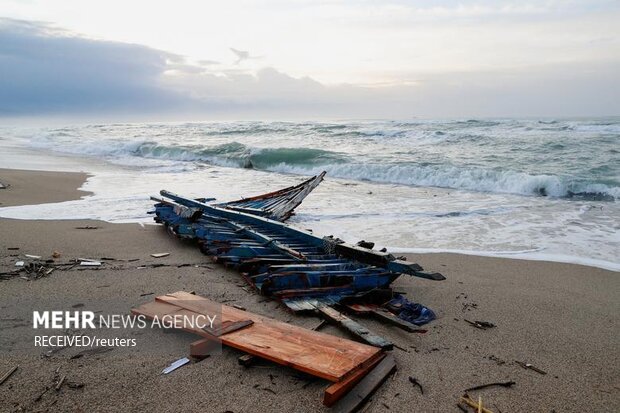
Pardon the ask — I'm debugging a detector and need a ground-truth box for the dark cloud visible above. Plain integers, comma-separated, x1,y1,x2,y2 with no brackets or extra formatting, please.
0,18,375,119
0,18,618,120
0,18,190,116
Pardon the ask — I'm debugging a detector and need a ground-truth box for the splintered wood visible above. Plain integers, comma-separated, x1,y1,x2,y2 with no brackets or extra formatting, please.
133,291,390,406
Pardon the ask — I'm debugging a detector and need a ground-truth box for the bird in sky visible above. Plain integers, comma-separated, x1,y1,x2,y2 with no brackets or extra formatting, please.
230,48,262,65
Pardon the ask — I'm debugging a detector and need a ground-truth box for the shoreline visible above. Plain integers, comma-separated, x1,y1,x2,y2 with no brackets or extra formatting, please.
1,164,617,272
390,247,620,273
1,167,619,412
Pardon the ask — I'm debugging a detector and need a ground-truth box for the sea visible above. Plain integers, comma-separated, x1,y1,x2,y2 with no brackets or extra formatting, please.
1,118,618,271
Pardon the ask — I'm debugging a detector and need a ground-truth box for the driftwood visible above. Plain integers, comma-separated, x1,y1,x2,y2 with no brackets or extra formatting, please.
515,361,547,375
464,319,495,330
330,354,397,413
55,374,66,391
464,381,515,392
460,394,494,413
318,306,393,350
0,365,18,386
408,376,424,394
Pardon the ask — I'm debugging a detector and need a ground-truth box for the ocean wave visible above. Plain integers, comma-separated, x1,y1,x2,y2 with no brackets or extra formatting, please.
28,127,620,201
130,142,345,170
129,141,620,200
269,162,619,200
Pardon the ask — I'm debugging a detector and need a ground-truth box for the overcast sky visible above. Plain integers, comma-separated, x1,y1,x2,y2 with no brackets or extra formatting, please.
1,0,619,120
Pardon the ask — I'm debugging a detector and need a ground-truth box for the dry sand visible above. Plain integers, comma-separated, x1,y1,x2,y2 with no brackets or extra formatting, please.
0,169,618,412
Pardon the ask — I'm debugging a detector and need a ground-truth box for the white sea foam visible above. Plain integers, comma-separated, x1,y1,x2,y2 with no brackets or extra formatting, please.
267,162,620,199
385,247,620,272
27,131,620,200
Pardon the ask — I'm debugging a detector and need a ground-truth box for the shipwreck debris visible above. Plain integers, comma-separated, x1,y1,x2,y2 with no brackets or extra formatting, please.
134,291,389,407
330,354,397,413
151,252,170,258
408,376,424,394
464,319,496,330
356,240,375,249
459,394,494,413
55,374,66,391
464,381,515,392
219,172,325,221
515,361,547,375
238,354,255,367
346,304,428,333
318,306,393,350
0,365,18,386
162,357,191,374
149,175,441,345
80,260,102,267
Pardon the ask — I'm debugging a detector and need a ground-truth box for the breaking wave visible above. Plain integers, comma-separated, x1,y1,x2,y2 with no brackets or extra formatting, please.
30,134,620,200
270,162,619,201
130,141,346,169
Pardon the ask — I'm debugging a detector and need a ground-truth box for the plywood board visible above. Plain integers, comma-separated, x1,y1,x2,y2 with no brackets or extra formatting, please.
132,292,382,382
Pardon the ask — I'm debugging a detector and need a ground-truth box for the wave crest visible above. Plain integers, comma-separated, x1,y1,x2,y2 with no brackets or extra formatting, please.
30,131,619,201
127,142,620,200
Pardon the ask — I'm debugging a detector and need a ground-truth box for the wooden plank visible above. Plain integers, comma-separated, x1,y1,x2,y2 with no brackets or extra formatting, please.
237,318,327,367
156,292,368,351
346,304,424,332
330,354,397,413
190,319,255,359
318,306,393,350
156,295,379,381
238,354,256,367
133,292,381,382
370,308,420,332
204,319,254,337
189,337,218,359
0,365,18,386
323,352,385,406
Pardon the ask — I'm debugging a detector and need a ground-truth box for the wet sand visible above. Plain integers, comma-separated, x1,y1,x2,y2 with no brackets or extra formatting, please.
0,168,92,207
0,169,618,412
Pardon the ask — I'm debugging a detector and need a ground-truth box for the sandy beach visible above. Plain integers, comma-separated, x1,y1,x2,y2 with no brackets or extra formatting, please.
0,169,618,413
0,169,92,207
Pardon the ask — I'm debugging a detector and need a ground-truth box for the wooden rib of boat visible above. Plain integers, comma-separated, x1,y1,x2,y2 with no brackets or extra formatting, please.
218,171,325,221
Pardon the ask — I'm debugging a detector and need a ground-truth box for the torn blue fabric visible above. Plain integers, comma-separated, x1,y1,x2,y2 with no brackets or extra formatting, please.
385,294,436,326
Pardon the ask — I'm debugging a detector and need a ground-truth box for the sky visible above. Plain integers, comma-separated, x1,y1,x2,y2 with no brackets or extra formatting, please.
1,0,619,120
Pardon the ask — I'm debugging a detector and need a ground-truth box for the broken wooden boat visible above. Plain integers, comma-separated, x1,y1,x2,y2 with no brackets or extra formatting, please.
149,173,443,348
218,171,325,221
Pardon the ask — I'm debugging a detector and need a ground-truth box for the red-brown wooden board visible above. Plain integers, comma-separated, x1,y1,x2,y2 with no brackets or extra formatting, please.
132,291,382,382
